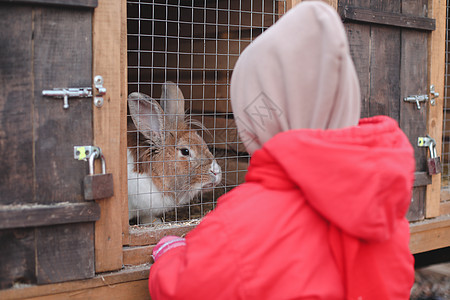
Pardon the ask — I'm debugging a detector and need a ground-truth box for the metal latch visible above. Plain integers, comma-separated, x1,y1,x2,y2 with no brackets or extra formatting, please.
42,75,106,109
403,94,428,110
403,85,440,109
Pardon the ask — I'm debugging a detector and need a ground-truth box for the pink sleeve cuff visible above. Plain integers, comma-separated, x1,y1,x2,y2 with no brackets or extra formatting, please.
152,236,186,262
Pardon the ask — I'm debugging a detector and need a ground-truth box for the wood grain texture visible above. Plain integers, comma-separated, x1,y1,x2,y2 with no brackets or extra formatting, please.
339,6,435,31
121,0,130,248
26,280,151,300
0,3,97,288
0,228,36,289
0,265,150,300
0,0,97,7
36,223,95,284
0,203,100,229
407,186,426,221
33,6,93,204
123,245,154,266
0,5,34,205
92,0,125,272
127,224,197,246
409,215,450,253
399,0,429,221
425,0,446,218
345,23,370,118
342,0,432,221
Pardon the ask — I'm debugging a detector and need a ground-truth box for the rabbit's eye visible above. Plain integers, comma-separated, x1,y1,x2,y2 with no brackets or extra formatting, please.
180,148,190,156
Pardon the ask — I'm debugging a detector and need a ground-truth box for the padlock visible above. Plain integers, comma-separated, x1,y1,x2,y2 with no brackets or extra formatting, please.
427,141,442,175
83,151,114,200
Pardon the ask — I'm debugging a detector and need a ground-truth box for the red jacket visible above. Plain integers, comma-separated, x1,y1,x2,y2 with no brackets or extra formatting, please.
149,116,415,299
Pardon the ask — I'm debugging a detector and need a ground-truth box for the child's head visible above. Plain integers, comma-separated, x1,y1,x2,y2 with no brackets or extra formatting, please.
230,1,361,155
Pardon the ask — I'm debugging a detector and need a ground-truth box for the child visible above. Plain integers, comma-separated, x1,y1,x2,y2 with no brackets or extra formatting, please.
149,2,415,299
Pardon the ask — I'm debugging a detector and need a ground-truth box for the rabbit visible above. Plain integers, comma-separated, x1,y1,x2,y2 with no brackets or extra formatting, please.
127,82,222,224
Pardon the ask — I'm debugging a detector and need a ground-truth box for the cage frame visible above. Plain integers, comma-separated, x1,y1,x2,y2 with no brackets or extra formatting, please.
1,0,449,299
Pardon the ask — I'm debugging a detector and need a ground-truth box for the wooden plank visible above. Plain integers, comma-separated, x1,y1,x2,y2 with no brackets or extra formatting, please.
370,26,401,118
440,201,450,215
0,228,36,289
0,0,98,7
27,280,150,300
339,6,435,31
123,245,155,266
0,203,100,229
414,171,432,187
425,0,447,218
399,0,429,221
127,224,197,247
410,215,450,253
0,265,150,300
407,186,426,221
36,223,95,284
344,22,370,118
121,0,130,248
33,6,93,204
92,0,125,272
0,5,34,205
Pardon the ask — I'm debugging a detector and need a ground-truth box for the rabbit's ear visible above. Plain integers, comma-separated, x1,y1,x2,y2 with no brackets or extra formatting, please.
128,92,164,140
160,82,185,127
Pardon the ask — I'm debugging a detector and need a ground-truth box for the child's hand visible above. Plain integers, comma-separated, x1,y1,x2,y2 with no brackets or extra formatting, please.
152,236,186,262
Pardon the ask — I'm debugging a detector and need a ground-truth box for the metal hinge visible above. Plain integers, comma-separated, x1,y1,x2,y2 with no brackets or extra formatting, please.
42,75,106,109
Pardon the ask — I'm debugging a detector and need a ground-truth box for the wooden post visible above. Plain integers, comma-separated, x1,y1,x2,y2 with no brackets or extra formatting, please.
120,0,130,246
92,0,126,272
426,0,446,218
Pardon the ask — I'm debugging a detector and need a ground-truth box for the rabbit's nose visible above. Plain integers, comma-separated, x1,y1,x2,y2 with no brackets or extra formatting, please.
210,160,222,185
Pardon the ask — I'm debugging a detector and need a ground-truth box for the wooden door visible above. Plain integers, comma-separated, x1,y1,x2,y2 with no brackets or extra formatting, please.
0,0,99,288
339,0,437,221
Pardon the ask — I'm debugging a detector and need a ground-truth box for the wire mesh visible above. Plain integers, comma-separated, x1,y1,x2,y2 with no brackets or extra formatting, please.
127,0,286,226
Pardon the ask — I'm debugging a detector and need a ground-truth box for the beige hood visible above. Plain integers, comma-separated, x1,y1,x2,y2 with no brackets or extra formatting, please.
230,1,361,155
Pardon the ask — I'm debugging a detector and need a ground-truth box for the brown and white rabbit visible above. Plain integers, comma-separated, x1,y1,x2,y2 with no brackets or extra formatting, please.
127,82,222,224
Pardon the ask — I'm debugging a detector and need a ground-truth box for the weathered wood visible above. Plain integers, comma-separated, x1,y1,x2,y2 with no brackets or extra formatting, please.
33,6,93,204
440,201,450,215
127,224,197,247
339,6,435,31
399,0,429,221
0,5,34,205
409,215,450,253
344,22,370,118
414,171,432,187
0,0,97,7
342,0,431,221
93,0,125,272
0,228,36,289
425,0,447,218
0,203,100,229
27,280,150,300
36,223,95,284
0,265,150,300
369,25,401,118
407,186,425,222
123,245,155,266
121,0,130,248
0,3,97,288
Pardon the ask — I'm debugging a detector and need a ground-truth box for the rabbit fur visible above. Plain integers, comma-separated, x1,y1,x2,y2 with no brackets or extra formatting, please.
127,82,222,224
